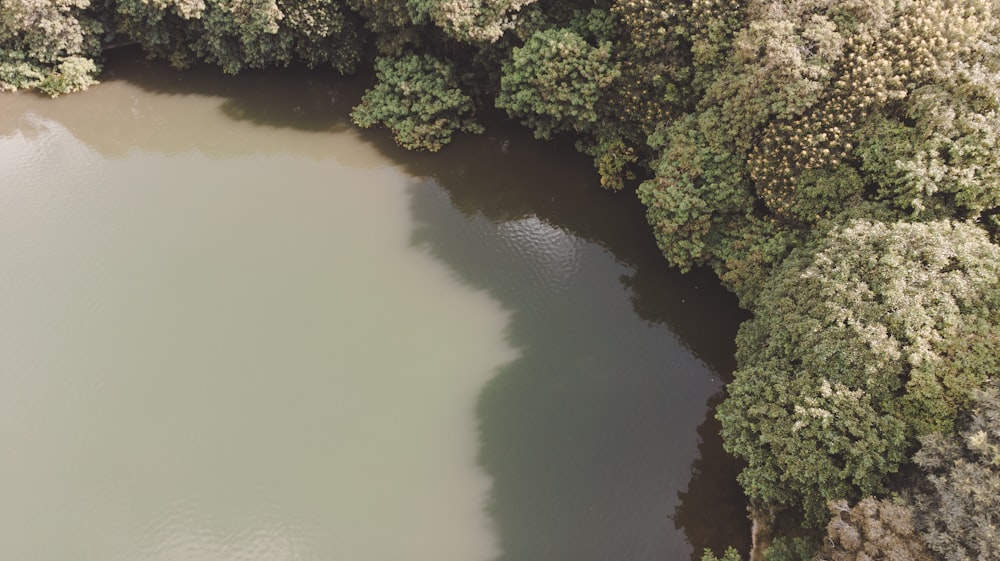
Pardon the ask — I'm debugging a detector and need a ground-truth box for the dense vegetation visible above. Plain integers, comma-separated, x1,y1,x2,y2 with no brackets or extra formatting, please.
4,0,998,558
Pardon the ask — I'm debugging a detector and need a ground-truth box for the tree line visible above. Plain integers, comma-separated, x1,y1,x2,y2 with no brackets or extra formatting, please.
4,0,999,559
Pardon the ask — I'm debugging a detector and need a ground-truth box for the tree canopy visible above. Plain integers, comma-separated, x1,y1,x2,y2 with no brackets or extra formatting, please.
718,219,1000,525
3,0,1000,558
496,27,618,140
351,52,483,151
0,0,102,94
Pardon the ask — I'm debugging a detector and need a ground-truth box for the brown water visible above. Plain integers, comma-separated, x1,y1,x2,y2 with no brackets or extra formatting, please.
0,51,750,561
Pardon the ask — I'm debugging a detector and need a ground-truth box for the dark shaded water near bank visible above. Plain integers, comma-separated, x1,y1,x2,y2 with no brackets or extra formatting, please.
0,50,750,560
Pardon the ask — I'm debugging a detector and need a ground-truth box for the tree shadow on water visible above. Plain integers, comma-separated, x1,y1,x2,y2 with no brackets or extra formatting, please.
386,123,751,560
0,48,368,158
363,113,749,373
7,48,753,560
674,391,753,560
101,47,367,134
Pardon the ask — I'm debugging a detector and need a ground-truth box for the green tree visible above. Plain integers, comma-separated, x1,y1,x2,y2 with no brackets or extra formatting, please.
610,0,743,118
115,0,362,73
496,27,618,140
738,0,997,222
344,0,426,55
637,111,754,273
275,0,364,71
114,0,202,68
0,0,103,95
189,0,295,73
638,109,809,306
638,0,1000,282
858,84,1000,219
702,546,744,561
718,219,1000,525
351,52,483,151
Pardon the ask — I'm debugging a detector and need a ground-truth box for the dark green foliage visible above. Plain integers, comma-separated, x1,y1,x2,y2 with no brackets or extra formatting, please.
702,546,744,561
764,536,818,561
576,131,637,190
610,0,744,126
344,0,537,55
351,53,483,151
719,219,1000,525
813,498,934,561
496,27,618,140
719,359,908,526
276,0,364,71
115,0,363,74
113,0,202,68
714,217,806,309
637,110,809,306
911,382,1000,561
637,112,754,272
190,0,295,73
343,0,425,55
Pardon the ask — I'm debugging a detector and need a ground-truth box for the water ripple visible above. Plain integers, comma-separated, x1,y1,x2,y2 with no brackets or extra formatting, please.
496,217,584,291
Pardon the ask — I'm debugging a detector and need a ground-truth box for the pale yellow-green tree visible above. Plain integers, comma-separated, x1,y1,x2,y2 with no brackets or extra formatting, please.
718,219,1000,525
0,0,103,95
813,498,934,561
911,382,1000,561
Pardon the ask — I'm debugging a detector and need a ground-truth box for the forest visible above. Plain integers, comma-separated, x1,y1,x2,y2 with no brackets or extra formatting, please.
3,0,999,559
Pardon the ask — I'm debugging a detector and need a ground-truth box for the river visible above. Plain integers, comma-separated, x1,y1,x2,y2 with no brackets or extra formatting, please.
0,51,749,561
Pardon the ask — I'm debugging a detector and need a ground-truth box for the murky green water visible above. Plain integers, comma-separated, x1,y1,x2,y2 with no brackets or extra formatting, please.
0,52,749,561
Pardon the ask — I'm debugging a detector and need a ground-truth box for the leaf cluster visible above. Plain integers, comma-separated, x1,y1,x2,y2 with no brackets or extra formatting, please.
0,0,103,95
496,27,618,140
350,52,483,151
115,0,363,74
640,0,1000,286
718,219,1000,525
